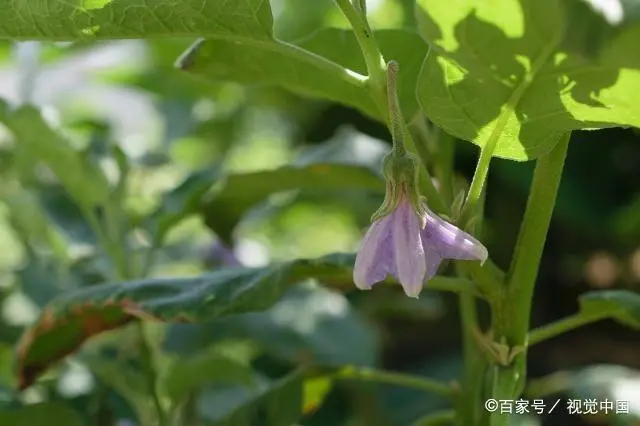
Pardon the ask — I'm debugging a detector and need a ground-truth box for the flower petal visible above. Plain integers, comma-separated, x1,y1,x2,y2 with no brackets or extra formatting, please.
422,209,488,264
392,199,426,298
353,214,395,290
423,246,444,283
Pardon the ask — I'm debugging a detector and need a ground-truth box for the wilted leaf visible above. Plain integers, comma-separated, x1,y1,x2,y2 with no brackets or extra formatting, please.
179,29,427,120
416,0,640,160
0,403,83,426
15,253,355,389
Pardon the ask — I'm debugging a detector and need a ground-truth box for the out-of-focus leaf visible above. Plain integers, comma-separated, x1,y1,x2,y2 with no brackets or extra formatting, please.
163,350,255,403
179,29,427,120
0,104,110,208
579,290,640,329
0,0,272,40
165,283,378,367
18,257,80,307
0,403,83,426
39,186,97,247
303,376,333,415
146,168,219,243
82,353,156,426
416,0,640,160
203,129,386,243
15,253,355,389
197,369,304,426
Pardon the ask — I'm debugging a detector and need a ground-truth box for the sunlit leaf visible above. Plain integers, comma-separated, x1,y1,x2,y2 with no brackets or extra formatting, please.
416,0,640,160
15,253,355,389
0,0,272,40
179,29,427,120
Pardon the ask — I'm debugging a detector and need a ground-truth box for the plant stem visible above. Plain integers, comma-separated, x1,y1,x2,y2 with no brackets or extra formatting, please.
329,366,454,397
334,0,387,108
138,323,167,426
457,292,482,425
528,311,608,346
490,132,571,426
413,410,456,426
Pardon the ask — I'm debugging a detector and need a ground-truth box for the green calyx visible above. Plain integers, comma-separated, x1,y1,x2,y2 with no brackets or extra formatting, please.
371,149,427,223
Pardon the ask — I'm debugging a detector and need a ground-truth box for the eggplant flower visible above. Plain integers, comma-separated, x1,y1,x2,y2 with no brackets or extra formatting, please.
354,195,487,298
353,149,487,298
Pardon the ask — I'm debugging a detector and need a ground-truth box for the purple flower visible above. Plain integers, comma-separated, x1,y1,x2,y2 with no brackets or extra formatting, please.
354,195,487,298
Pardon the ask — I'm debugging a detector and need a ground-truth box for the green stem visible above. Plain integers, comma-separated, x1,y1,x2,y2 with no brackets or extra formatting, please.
457,292,482,426
329,366,454,398
413,410,456,426
489,132,571,426
528,311,608,346
334,0,386,107
138,323,167,426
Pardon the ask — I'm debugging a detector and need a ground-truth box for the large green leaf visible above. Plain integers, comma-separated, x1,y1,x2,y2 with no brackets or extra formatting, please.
0,403,83,426
203,129,387,243
579,290,640,329
0,0,272,40
164,284,378,367
179,29,428,120
15,253,355,389
0,103,110,208
416,0,640,160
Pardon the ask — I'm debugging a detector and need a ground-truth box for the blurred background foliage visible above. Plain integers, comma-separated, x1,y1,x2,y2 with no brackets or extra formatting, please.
0,0,638,425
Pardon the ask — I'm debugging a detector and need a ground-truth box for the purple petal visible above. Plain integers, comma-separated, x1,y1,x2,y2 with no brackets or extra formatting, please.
423,246,444,282
392,199,426,298
353,214,396,290
421,209,488,264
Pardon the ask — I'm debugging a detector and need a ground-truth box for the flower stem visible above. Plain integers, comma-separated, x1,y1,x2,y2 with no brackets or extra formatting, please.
528,311,608,346
329,366,454,397
489,132,571,426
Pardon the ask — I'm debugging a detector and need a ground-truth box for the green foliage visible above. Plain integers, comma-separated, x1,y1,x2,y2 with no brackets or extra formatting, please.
0,403,83,426
580,290,640,328
180,29,426,120
15,253,355,389
0,0,638,425
0,0,272,40
416,0,640,160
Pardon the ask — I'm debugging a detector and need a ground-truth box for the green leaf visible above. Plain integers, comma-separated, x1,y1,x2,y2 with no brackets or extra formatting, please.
0,104,110,208
0,0,272,40
179,28,427,120
146,168,219,243
197,369,304,426
15,253,355,389
163,350,255,404
203,129,386,242
164,283,378,367
0,403,83,426
81,353,157,426
579,290,640,328
416,0,640,160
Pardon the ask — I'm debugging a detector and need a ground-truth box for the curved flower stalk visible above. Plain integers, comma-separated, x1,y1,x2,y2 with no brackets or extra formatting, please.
353,61,487,298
